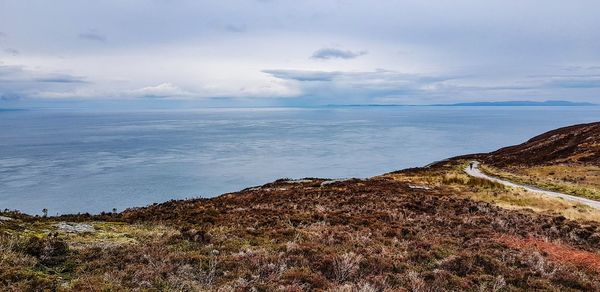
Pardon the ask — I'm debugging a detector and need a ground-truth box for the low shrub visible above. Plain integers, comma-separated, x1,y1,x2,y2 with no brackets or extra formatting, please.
22,235,68,267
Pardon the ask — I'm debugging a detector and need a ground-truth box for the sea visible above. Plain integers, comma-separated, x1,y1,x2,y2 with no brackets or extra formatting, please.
1,106,598,215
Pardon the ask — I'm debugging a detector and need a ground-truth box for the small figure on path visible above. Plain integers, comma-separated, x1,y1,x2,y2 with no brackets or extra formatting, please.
469,162,474,170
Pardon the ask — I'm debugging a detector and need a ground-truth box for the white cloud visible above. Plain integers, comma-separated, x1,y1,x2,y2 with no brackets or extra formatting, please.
130,83,191,99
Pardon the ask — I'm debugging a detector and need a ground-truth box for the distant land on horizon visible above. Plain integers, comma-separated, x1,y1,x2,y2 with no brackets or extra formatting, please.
327,100,597,107
436,100,598,106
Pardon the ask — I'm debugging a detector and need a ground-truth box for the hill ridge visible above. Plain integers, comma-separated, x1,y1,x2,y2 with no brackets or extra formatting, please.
485,122,600,166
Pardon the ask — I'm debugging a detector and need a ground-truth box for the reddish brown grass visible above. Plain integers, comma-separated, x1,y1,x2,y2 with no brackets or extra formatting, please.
496,234,600,273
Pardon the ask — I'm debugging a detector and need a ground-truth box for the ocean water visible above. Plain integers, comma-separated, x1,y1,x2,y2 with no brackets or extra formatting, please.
1,106,598,215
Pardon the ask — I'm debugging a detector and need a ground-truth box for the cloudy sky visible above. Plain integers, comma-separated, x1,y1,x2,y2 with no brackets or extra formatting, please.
1,0,600,108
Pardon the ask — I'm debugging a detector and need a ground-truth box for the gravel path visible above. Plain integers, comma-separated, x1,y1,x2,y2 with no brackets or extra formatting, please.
465,161,600,209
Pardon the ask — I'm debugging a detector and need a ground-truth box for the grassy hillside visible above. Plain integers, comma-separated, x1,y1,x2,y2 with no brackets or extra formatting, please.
484,122,600,167
480,122,600,200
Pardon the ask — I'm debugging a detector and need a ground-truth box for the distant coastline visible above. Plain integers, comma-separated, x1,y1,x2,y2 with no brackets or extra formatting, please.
432,100,597,107
326,100,597,107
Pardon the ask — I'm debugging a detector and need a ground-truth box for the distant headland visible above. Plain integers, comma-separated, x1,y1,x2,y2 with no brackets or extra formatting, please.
327,100,597,107
435,100,597,107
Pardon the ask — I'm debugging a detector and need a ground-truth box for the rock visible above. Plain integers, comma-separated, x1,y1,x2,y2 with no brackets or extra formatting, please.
283,179,314,184
408,184,431,190
56,222,95,233
0,216,14,221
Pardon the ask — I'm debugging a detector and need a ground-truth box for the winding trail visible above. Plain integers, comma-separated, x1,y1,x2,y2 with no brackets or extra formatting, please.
465,161,600,209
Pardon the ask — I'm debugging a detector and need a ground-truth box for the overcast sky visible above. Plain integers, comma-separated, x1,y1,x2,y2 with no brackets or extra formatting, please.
1,0,600,108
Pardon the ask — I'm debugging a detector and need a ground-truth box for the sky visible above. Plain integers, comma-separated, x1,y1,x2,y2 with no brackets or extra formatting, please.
1,0,600,108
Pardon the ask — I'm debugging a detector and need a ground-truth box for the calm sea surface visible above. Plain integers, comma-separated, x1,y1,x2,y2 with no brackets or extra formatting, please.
1,106,599,215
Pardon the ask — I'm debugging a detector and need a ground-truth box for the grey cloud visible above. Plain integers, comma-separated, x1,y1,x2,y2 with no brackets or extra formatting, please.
0,65,27,77
528,72,600,88
264,68,455,103
34,75,87,83
0,65,86,83
426,83,538,94
0,65,87,100
548,75,600,88
78,30,107,42
557,65,600,73
265,69,453,85
4,48,19,56
225,24,247,33
311,48,367,60
263,69,340,81
263,68,596,104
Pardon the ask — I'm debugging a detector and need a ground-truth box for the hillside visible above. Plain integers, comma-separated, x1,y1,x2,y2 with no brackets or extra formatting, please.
2,123,600,291
479,122,600,201
484,122,600,167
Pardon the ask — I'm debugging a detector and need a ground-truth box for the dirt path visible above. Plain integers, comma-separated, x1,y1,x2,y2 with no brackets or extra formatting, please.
465,161,600,209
